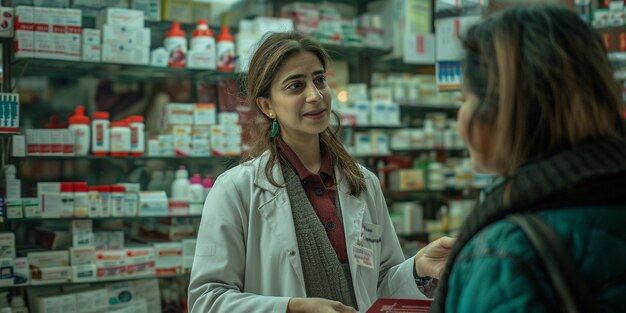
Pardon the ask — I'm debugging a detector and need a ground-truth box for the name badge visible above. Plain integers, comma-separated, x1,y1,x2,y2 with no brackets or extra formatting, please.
352,244,374,269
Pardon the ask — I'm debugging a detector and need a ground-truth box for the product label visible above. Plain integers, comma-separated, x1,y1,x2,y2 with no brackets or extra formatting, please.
131,126,138,148
95,124,103,147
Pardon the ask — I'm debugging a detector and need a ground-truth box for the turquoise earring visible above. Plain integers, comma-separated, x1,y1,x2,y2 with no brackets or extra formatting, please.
270,119,280,139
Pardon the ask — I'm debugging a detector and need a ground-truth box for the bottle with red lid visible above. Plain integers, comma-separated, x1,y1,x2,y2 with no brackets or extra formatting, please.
129,115,145,156
110,120,131,157
98,185,112,217
92,111,110,156
165,21,187,67
190,19,216,70
111,185,126,217
68,106,90,156
87,186,101,218
60,182,75,217
73,182,89,217
217,26,235,72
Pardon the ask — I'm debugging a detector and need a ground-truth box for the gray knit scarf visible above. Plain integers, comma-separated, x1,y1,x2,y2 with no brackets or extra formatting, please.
282,165,358,309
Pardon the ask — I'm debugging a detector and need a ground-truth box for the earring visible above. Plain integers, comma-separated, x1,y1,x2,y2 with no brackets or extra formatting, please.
270,119,280,139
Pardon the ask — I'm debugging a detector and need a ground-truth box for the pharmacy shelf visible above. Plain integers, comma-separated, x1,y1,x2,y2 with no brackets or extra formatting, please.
384,189,480,201
390,148,467,155
27,272,190,287
608,52,626,68
343,125,405,131
399,103,461,114
12,154,240,161
12,58,239,82
435,4,484,18
7,214,202,221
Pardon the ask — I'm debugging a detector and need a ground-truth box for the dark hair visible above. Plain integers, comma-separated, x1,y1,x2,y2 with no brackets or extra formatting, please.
462,4,625,175
242,32,366,196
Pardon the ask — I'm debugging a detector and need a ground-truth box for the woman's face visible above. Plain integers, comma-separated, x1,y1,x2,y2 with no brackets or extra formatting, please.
458,90,497,174
257,51,331,145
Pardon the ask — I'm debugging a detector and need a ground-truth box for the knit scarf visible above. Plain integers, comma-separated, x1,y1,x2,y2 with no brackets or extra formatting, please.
282,165,358,309
431,136,626,312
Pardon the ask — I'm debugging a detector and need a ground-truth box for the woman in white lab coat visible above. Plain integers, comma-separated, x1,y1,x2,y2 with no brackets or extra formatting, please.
188,32,454,313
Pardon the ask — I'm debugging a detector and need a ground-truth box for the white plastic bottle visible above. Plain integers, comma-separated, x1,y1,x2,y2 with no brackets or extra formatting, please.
68,106,90,156
10,295,29,313
110,185,125,217
92,111,110,156
190,19,216,70
73,182,89,217
164,21,187,67
202,174,214,197
99,185,111,217
87,186,101,217
129,115,145,156
188,174,204,214
217,26,235,72
110,120,131,157
171,166,190,200
60,182,74,217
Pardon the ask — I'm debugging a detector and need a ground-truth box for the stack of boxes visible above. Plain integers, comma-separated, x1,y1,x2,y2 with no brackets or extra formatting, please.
0,233,30,288
14,6,82,60
99,8,150,65
155,102,224,157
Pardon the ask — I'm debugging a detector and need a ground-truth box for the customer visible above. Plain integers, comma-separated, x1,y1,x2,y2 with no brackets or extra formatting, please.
432,4,626,312
188,32,455,313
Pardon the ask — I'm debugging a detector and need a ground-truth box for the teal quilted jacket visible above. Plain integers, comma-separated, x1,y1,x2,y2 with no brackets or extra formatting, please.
445,206,626,312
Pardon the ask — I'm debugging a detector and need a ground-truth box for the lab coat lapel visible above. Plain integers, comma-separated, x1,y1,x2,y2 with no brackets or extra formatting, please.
252,153,305,286
335,168,367,305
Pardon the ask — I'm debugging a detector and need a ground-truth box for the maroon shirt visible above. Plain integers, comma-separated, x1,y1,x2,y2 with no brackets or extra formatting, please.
277,137,348,263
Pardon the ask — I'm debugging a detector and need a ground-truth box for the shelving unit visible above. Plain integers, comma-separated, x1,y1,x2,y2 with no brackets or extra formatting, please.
12,58,240,82
0,1,481,312
21,272,190,287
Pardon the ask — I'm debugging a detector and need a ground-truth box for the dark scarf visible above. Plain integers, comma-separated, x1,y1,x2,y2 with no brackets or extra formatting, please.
431,137,626,312
282,165,358,309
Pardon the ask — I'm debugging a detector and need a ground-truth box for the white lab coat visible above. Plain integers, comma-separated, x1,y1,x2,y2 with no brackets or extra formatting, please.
188,152,427,313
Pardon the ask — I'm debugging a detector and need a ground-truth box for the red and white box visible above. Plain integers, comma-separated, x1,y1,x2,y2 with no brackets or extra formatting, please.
14,6,34,58
65,8,82,61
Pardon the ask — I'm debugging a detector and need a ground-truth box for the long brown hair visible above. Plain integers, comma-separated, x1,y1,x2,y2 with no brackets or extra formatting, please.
462,4,625,175
242,32,366,196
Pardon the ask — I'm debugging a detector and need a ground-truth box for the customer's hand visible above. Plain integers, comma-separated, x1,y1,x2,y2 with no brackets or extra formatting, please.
414,236,456,279
287,297,357,313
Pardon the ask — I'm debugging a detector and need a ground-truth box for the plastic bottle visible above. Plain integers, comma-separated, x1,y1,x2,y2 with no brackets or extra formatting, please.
216,26,235,72
190,19,216,69
110,185,125,217
10,295,28,313
110,120,131,157
68,106,91,156
202,174,214,197
60,182,74,217
87,186,101,217
165,21,187,67
4,164,21,200
73,182,89,217
98,185,112,217
92,111,110,156
171,166,190,200
129,115,145,156
188,174,204,214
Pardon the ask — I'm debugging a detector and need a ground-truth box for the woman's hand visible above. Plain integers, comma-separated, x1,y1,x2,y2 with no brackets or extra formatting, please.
287,297,357,313
414,236,456,279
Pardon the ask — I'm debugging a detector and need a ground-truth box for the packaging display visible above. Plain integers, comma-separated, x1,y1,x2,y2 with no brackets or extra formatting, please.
2,2,486,312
